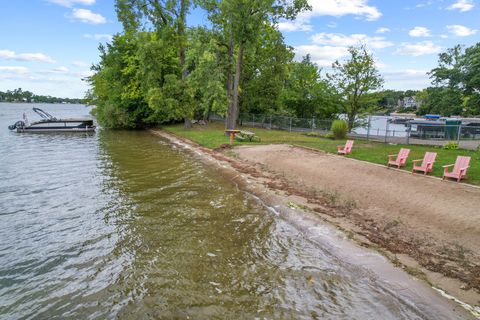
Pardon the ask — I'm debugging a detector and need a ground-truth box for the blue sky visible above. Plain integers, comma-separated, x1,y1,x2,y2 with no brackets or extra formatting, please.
0,0,479,98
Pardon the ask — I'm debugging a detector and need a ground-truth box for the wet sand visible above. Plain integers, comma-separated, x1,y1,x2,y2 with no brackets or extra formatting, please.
152,130,480,317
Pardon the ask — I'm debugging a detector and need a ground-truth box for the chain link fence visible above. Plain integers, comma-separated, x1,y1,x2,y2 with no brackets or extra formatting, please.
209,113,480,150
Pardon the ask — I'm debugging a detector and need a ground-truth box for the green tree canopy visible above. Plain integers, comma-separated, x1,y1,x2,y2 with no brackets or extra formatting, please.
428,43,480,116
328,45,384,131
281,55,339,119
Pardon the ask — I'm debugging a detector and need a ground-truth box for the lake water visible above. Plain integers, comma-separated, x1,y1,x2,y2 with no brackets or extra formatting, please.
0,103,469,319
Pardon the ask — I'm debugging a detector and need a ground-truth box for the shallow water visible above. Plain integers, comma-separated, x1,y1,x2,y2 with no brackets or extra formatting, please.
0,103,468,319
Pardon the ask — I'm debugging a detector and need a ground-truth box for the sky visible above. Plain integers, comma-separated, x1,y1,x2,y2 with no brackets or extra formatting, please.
0,0,479,98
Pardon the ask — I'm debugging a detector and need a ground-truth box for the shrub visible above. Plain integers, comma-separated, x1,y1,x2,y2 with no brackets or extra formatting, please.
331,120,348,139
443,141,459,150
323,133,335,139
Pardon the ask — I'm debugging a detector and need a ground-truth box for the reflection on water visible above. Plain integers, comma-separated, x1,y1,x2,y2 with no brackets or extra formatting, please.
0,103,465,319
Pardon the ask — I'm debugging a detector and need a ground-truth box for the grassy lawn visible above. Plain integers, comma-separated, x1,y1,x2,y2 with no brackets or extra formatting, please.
163,122,480,185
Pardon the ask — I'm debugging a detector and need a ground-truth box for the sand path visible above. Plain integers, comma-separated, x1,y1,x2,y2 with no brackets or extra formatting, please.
237,144,480,251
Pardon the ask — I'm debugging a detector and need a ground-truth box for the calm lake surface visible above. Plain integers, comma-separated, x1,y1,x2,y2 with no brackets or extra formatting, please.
0,103,466,319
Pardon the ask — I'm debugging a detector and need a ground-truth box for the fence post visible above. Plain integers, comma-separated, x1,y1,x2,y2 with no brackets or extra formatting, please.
384,120,389,143
457,124,462,142
289,117,292,132
366,116,371,141
311,118,315,132
406,123,411,144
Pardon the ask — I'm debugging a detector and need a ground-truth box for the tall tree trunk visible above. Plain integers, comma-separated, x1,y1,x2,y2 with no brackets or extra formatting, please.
347,116,355,133
225,35,234,132
347,106,356,132
226,42,244,131
179,0,192,129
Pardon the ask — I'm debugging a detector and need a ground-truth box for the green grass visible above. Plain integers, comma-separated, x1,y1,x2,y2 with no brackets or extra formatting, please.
163,122,480,185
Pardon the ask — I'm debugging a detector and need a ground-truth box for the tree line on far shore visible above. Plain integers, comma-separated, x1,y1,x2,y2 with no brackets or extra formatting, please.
0,88,86,104
87,0,480,131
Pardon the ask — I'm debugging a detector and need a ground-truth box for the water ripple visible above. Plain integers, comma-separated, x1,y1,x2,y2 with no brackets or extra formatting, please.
0,104,467,319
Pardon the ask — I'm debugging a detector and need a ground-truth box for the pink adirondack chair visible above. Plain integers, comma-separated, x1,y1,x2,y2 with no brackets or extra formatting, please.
442,156,471,182
338,140,354,155
387,148,410,168
412,152,437,174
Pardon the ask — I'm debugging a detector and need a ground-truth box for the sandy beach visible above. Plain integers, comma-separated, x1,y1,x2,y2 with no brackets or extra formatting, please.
235,144,480,307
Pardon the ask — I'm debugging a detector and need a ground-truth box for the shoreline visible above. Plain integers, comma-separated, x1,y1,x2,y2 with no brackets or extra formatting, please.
151,129,479,318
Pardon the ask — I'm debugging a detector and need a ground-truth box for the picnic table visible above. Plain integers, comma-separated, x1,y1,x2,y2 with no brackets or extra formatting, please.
235,130,261,142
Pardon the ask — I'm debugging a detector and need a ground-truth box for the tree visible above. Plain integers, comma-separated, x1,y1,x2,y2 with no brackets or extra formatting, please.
88,34,152,128
240,25,294,115
429,43,480,116
281,55,339,119
328,45,384,131
201,0,310,130
416,87,463,116
115,0,194,127
185,27,228,119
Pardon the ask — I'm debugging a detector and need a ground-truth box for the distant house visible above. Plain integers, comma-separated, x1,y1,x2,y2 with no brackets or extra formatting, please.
397,96,419,109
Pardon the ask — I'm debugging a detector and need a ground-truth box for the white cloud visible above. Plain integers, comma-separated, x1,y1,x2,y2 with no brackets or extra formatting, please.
394,41,441,56
47,0,95,7
382,69,430,90
0,66,29,74
295,45,349,67
278,0,381,32
16,53,56,63
71,60,89,67
0,50,16,59
409,26,431,37
72,9,106,24
416,1,434,8
52,66,70,73
83,33,113,41
327,22,337,28
447,0,474,12
446,24,477,36
311,32,393,49
376,27,390,34
278,20,312,32
309,0,381,20
0,50,55,63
